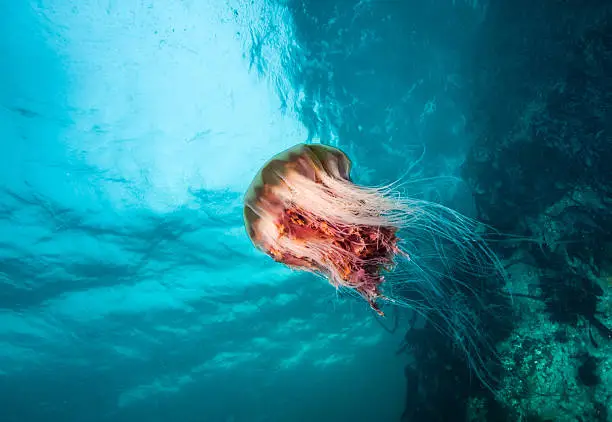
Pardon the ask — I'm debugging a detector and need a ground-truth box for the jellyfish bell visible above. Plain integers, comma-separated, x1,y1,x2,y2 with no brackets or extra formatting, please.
243,142,508,389
243,143,399,315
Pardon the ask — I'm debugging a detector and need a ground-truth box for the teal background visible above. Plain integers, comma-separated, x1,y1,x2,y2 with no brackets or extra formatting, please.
0,1,519,421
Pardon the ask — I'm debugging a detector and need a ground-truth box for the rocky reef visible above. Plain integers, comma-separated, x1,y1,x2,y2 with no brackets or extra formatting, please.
399,2,612,420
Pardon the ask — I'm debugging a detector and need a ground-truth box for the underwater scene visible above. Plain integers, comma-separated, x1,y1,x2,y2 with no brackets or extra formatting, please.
1,0,611,421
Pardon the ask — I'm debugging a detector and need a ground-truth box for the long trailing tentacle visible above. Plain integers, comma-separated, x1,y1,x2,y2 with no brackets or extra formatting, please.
246,144,508,391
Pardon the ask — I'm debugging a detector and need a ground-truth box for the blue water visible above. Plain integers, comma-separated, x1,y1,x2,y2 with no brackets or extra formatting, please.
0,1,489,421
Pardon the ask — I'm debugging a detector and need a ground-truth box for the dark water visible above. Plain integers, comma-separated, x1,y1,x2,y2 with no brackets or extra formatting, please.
1,0,610,421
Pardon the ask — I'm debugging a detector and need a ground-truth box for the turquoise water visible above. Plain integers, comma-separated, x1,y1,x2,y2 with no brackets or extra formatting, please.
0,1,531,421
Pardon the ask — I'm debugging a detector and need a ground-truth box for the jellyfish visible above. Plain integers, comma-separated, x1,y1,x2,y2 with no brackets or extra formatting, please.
243,143,507,385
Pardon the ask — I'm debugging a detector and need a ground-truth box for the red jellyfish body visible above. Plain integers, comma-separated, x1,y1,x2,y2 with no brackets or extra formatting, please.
243,143,401,315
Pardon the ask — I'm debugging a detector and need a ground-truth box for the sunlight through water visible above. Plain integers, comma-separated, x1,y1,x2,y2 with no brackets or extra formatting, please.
0,2,407,421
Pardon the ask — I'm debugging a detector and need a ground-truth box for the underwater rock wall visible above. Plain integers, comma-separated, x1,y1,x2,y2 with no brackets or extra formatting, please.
459,1,612,420
395,1,612,421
